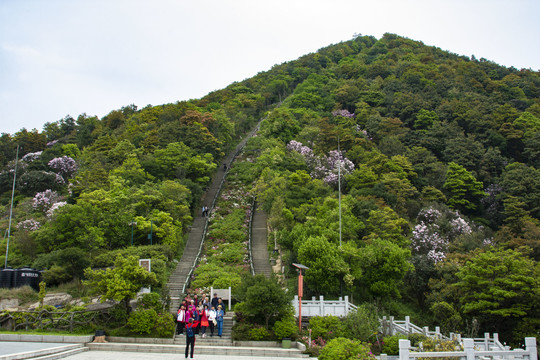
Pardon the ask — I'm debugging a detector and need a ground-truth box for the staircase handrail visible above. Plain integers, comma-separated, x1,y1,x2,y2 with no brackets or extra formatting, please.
180,115,267,295
247,197,256,276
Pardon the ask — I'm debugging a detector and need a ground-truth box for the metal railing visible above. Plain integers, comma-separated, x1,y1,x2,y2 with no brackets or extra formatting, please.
180,114,268,296
247,197,256,276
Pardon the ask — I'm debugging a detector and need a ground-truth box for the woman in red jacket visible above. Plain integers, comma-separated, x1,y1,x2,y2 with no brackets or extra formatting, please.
199,304,209,338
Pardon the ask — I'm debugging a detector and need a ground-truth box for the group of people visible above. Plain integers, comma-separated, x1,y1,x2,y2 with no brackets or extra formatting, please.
177,293,226,337
201,206,209,217
178,293,226,358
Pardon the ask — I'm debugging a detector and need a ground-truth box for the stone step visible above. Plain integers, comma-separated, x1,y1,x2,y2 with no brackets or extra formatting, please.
2,344,86,360
30,346,89,360
174,337,233,345
87,343,308,358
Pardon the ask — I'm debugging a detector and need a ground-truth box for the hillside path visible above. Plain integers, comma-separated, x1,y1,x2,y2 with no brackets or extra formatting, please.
251,203,272,278
167,122,263,311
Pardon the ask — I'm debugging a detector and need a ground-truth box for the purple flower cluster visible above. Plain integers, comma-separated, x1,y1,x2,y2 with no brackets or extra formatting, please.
46,201,67,218
48,156,77,178
332,109,355,118
287,140,355,185
32,189,60,212
47,140,59,147
17,219,41,231
412,206,476,263
412,222,448,263
450,216,472,235
21,151,42,162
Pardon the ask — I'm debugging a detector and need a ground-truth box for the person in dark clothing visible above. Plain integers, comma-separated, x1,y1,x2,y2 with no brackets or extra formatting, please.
217,297,226,315
211,293,219,310
185,318,196,358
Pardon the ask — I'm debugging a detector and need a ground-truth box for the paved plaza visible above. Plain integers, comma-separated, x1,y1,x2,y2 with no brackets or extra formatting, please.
65,352,308,360
0,343,313,360
0,341,68,356
64,350,309,360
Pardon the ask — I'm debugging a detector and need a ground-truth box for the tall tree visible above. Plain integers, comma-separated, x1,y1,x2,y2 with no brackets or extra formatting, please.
443,162,485,212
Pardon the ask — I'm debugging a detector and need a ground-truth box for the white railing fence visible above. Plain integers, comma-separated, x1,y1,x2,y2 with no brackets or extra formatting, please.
292,297,536,355
382,316,449,340
399,337,537,360
292,295,357,318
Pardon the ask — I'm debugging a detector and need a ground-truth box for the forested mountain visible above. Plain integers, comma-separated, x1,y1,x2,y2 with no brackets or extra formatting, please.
1,33,538,343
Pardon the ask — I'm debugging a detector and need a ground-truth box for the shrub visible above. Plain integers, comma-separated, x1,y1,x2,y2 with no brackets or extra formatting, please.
232,322,256,341
273,315,298,340
319,337,375,360
408,333,428,347
42,265,72,286
308,315,345,340
137,292,162,312
300,335,326,357
212,273,242,290
343,303,380,342
382,335,407,355
0,286,38,305
235,274,292,329
107,304,130,328
250,326,272,340
420,338,462,352
154,313,175,337
127,309,158,334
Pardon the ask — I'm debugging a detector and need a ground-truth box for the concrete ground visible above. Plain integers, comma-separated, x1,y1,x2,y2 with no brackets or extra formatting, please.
64,350,312,360
0,341,69,355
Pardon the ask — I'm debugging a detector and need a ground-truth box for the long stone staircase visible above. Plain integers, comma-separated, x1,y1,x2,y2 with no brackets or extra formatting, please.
157,118,303,358
167,120,266,312
251,203,273,278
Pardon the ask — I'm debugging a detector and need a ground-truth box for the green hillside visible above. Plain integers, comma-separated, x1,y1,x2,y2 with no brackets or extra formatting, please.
1,33,538,343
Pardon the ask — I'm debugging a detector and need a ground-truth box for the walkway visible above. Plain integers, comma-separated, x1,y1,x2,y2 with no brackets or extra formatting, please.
251,203,272,278
167,120,265,311
63,351,310,360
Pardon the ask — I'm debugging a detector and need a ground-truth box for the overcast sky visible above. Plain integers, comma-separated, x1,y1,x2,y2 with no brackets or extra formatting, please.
1,0,539,135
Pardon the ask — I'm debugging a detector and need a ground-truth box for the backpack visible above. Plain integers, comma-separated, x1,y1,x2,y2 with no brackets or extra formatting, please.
186,324,194,338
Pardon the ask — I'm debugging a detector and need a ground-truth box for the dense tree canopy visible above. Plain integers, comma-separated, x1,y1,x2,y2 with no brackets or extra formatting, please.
1,32,538,345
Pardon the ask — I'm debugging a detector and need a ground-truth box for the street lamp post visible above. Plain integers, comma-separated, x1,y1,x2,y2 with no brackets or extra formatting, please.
129,222,137,246
4,145,19,268
292,263,309,332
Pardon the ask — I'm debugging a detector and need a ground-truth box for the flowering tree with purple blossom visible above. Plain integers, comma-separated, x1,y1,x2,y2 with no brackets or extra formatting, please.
32,189,60,212
411,206,477,263
48,156,77,179
46,201,67,218
287,140,354,185
332,109,356,118
17,219,41,231
21,151,42,162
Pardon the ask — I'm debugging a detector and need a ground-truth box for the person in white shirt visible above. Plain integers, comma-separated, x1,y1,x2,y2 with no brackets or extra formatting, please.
207,306,217,337
176,305,187,335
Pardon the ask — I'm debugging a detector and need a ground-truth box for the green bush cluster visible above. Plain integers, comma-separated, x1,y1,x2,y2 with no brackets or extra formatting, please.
127,309,158,334
272,315,298,340
125,293,174,337
381,335,407,355
318,337,375,360
308,315,346,340
126,308,174,337
249,326,272,341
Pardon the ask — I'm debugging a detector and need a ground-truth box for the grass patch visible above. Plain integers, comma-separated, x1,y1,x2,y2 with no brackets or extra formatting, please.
0,286,38,305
